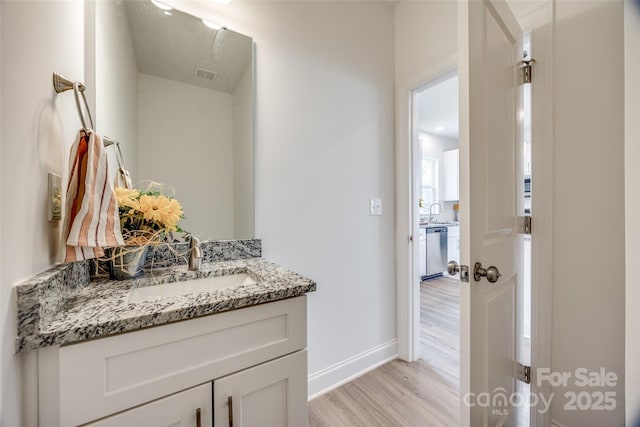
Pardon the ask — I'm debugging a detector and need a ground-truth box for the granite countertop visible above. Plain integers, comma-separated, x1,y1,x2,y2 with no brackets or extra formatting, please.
16,256,316,353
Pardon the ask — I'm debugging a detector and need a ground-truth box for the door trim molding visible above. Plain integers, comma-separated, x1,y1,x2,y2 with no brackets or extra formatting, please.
395,55,457,362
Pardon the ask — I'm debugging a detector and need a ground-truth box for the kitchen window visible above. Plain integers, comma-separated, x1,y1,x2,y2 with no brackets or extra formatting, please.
421,156,439,213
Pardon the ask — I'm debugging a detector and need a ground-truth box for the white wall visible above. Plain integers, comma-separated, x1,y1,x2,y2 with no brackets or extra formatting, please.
94,0,138,183
551,1,626,425
246,2,397,393
137,73,234,240
0,1,85,425
232,65,254,239
395,0,458,85
625,0,640,424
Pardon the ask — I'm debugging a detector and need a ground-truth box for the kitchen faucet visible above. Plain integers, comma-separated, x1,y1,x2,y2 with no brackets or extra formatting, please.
428,202,442,223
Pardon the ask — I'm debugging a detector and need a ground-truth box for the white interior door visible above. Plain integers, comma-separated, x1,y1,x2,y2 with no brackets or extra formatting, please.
458,0,524,426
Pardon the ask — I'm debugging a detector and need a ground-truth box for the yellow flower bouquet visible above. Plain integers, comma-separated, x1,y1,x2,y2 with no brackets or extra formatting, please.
107,185,185,279
115,186,184,245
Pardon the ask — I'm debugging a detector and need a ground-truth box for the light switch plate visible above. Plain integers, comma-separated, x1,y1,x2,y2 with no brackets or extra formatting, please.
370,198,382,216
48,172,62,221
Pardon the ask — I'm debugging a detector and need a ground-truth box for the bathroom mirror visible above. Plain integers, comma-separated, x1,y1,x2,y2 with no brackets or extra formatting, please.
93,0,254,241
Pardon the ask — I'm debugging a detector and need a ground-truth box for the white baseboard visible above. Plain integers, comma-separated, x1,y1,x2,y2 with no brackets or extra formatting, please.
307,339,398,401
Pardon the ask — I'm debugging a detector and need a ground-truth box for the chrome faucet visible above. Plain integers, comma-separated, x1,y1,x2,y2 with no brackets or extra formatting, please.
188,236,202,271
428,202,442,223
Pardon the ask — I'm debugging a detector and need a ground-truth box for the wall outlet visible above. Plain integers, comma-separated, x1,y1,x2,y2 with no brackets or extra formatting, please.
48,172,62,221
370,198,382,216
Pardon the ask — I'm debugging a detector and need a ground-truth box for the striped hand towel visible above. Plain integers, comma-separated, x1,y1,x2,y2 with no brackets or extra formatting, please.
63,129,124,262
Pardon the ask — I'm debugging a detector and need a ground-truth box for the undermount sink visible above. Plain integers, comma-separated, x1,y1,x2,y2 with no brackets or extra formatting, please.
129,273,258,304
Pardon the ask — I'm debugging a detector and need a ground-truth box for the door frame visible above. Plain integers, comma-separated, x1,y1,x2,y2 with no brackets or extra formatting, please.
396,55,457,363
518,2,554,426
394,3,553,425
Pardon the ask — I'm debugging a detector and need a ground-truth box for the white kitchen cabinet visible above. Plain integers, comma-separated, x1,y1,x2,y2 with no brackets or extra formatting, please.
214,350,307,427
39,296,308,427
419,228,427,279
442,149,459,201
85,383,212,427
447,225,460,270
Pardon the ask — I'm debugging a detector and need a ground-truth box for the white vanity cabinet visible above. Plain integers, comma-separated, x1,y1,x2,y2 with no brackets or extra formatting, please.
38,296,308,427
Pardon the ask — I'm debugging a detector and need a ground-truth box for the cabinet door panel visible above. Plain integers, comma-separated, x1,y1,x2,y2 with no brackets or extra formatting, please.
86,383,211,427
213,350,307,427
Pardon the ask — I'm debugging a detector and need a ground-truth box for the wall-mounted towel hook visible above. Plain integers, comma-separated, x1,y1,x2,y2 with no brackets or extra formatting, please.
103,136,119,148
52,72,93,131
53,72,83,93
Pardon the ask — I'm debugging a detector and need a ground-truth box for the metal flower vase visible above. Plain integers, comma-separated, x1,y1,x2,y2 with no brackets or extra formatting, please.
108,245,149,280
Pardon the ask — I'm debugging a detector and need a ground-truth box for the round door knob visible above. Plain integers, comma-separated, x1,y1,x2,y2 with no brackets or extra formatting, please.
473,262,502,283
447,260,460,275
486,266,502,283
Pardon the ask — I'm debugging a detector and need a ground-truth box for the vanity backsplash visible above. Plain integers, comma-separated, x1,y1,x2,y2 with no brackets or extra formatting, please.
92,238,262,274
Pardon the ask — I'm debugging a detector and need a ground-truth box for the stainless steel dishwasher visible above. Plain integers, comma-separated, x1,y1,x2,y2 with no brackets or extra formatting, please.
425,226,448,279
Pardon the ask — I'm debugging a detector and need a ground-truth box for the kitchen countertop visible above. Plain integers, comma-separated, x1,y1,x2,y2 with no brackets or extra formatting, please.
15,258,316,353
420,221,459,228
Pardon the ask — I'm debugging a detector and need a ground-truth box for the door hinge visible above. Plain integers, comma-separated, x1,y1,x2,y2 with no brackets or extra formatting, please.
518,215,532,234
517,362,531,384
518,59,535,84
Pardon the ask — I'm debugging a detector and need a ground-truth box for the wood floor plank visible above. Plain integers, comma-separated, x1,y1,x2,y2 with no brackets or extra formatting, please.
309,277,460,426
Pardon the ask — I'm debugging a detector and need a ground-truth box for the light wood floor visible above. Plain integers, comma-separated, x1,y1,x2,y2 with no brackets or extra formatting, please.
308,277,460,426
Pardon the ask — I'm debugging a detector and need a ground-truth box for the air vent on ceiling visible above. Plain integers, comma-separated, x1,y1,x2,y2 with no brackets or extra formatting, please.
194,67,217,81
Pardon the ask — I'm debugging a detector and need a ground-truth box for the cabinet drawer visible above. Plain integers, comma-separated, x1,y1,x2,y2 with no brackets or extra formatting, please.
59,296,306,427
85,383,212,427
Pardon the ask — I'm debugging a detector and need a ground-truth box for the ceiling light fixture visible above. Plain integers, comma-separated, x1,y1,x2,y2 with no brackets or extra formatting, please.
435,126,445,131
151,0,172,11
202,19,223,30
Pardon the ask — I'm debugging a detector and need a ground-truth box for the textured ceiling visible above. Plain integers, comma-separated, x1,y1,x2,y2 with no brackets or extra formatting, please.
124,0,252,94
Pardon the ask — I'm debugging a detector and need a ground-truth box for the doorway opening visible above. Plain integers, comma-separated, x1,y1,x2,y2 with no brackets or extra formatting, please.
411,71,461,422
